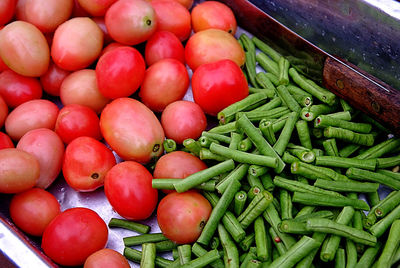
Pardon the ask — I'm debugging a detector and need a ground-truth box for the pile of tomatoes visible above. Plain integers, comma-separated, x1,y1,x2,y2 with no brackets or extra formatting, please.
0,0,250,266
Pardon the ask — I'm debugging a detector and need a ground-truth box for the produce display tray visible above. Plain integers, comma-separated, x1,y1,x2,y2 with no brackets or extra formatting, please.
1,0,400,267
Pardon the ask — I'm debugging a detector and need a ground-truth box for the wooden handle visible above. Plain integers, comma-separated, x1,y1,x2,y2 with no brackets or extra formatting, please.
323,57,400,136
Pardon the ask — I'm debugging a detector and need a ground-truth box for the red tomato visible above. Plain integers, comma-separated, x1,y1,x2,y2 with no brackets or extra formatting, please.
0,55,9,72
77,0,117,16
63,136,116,192
185,28,245,71
139,58,189,112
55,104,101,144
161,100,207,143
151,0,193,9
0,21,50,77
104,161,158,220
96,46,145,99
105,0,157,45
192,59,249,116
39,61,71,97
157,191,212,244
0,132,14,149
15,0,73,33
0,0,17,26
191,1,237,35
151,0,191,41
72,0,90,17
0,70,43,108
99,42,125,57
84,248,130,268
153,151,207,193
100,98,165,163
51,17,103,71
42,207,108,266
0,94,8,128
0,148,40,193
60,69,110,114
17,128,64,189
9,188,60,236
144,30,185,66
5,99,59,141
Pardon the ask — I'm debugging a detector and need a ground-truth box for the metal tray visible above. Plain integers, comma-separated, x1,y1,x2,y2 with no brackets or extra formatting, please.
1,0,399,267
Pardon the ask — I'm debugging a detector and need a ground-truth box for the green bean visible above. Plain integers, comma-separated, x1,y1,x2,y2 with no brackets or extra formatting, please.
292,191,369,211
278,220,310,235
123,233,168,246
154,239,177,252
334,248,346,268
201,131,231,144
292,94,313,107
286,84,312,97
192,243,224,268
316,155,376,170
123,247,173,268
199,136,219,148
390,245,400,267
248,86,276,96
240,34,257,87
229,132,243,150
218,223,240,268
238,190,274,229
238,137,253,152
108,218,151,234
289,67,337,105
346,167,400,190
210,236,220,250
315,115,372,133
273,176,343,197
313,179,379,193
259,119,277,145
376,154,400,168
355,137,400,159
222,211,246,243
324,127,375,146
140,243,156,268
215,163,248,194
251,96,282,113
290,210,334,222
234,190,247,216
260,173,275,192
238,106,291,122
339,144,361,158
369,204,400,238
252,37,282,62
177,244,192,265
295,232,327,268
183,138,202,156
247,174,265,192
247,185,262,201
248,164,269,177
273,111,300,156
240,233,256,252
326,110,353,121
295,120,312,149
375,219,400,268
269,236,321,268
287,144,315,163
280,189,293,220
197,178,241,246
256,52,279,76
152,178,216,192
269,227,287,256
163,138,176,153
218,92,270,124
312,127,324,138
276,85,301,112
180,249,221,268
367,191,381,207
306,218,377,246
236,114,285,173
346,239,358,268
291,161,349,181
377,169,400,180
174,159,235,193
209,143,278,168
322,138,339,157
340,98,354,112
374,191,400,218
282,151,299,164
208,121,237,134
254,216,271,262
260,114,289,134
354,242,382,268
300,103,338,121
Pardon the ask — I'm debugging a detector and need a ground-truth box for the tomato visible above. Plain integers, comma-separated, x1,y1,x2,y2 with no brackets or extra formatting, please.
39,60,71,97
17,128,64,189
96,46,145,99
151,0,191,41
192,59,249,116
151,0,193,9
9,188,60,236
139,58,189,112
92,16,113,45
157,191,212,244
153,151,207,193
0,21,50,77
144,30,185,66
0,148,39,193
60,69,110,114
51,17,103,71
0,132,14,149
99,42,124,57
0,0,16,26
104,161,158,220
191,1,237,35
100,98,165,163
42,207,108,266
0,94,8,128
5,99,59,141
161,100,207,143
84,248,130,268
55,104,101,144
105,0,157,45
72,0,90,17
15,0,73,33
0,70,43,108
63,136,116,192
185,28,245,71
77,0,117,16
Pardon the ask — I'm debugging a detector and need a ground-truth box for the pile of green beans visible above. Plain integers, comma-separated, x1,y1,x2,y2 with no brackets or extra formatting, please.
113,34,400,268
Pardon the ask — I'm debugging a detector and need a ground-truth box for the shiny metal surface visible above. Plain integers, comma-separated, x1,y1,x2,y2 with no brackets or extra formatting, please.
249,0,400,90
